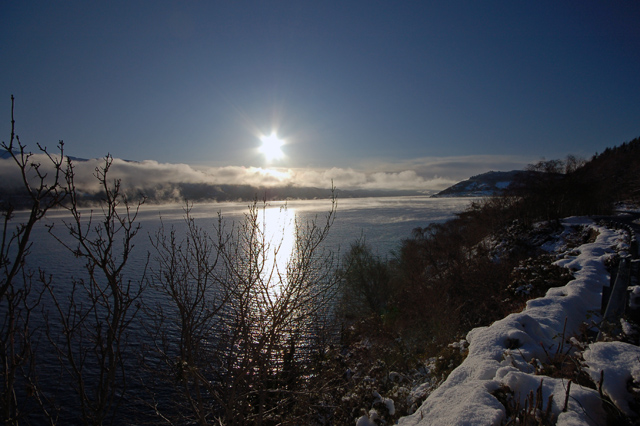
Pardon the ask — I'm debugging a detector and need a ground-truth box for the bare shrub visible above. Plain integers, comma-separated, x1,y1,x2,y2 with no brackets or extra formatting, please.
143,205,228,424
144,197,340,425
1,96,65,425
45,155,147,425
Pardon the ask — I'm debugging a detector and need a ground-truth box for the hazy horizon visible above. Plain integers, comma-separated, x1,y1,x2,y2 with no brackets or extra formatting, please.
0,149,537,197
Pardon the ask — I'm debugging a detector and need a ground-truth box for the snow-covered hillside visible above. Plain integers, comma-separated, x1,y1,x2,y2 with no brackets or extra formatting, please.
393,216,637,425
432,170,528,198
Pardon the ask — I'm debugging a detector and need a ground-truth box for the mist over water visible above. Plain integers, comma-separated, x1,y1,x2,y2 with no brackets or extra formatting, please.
25,196,472,278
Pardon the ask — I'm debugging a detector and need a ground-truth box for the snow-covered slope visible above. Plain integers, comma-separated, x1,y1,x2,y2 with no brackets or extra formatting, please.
398,216,633,425
432,170,526,198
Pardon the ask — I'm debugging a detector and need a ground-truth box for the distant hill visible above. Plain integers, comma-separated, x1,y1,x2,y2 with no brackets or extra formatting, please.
431,170,527,198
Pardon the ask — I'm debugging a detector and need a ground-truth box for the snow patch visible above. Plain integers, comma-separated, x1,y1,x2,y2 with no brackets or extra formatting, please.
583,341,640,416
399,217,624,425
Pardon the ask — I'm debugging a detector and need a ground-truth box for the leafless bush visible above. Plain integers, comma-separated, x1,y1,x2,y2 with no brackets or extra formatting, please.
143,205,228,424
144,197,340,425
1,95,65,425
45,154,147,425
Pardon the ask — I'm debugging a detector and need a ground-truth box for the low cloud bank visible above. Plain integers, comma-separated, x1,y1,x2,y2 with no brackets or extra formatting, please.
0,154,531,203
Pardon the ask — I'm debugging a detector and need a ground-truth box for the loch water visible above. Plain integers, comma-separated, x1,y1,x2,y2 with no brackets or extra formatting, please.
11,196,472,423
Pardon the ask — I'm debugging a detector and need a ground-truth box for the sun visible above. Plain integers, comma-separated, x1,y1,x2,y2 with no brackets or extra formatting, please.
259,133,286,162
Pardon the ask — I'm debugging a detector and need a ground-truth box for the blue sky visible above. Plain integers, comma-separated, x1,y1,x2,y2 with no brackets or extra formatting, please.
1,1,639,191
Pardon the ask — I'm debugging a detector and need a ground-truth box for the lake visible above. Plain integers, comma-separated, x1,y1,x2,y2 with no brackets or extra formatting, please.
10,195,473,423
24,196,472,279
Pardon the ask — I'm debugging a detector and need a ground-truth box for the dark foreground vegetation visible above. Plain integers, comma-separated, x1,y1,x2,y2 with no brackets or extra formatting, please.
2,95,640,425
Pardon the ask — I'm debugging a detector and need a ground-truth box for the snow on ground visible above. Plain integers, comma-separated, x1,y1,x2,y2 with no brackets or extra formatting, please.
397,217,632,426
583,341,640,417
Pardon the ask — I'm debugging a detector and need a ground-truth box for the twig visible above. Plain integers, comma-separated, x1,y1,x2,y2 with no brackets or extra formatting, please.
562,380,572,412
598,370,604,399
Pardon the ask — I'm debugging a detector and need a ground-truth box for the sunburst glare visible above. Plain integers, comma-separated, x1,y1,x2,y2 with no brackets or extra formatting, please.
259,132,286,162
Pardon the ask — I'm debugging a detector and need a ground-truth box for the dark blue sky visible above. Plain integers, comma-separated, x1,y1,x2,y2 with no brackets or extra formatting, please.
1,1,639,189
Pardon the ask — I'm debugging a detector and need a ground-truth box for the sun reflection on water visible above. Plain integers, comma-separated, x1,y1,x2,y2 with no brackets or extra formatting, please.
257,205,297,294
